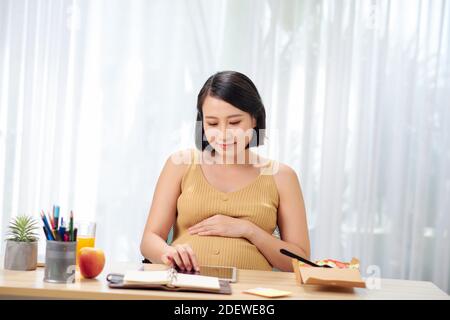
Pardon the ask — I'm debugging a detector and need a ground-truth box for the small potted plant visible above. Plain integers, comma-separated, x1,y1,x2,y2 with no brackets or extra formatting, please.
4,215,39,271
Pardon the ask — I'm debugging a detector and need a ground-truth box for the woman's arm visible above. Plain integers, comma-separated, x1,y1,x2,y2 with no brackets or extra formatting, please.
245,163,310,271
140,150,199,270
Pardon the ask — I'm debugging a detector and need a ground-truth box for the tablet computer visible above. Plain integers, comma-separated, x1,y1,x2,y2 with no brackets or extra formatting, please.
179,265,237,283
140,263,237,282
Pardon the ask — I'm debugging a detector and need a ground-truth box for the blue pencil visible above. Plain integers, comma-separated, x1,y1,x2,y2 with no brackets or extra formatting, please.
42,226,50,240
59,226,66,242
40,211,55,240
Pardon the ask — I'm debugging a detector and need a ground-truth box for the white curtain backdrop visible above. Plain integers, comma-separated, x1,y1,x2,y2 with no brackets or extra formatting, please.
1,0,449,293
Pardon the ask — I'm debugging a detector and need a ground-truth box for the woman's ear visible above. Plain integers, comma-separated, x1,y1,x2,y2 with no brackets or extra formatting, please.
252,117,257,128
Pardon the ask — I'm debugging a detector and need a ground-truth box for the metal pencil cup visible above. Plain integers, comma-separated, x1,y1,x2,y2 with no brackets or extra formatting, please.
44,240,77,283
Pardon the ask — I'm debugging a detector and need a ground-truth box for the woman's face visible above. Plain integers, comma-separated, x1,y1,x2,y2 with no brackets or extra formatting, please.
202,95,257,160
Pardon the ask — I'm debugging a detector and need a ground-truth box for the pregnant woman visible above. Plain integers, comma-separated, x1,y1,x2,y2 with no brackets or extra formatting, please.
140,71,310,272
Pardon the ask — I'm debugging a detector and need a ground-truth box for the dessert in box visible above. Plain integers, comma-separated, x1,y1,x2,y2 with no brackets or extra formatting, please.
292,257,366,288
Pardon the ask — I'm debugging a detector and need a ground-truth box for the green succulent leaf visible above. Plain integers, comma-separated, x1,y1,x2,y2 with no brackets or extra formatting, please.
6,215,40,242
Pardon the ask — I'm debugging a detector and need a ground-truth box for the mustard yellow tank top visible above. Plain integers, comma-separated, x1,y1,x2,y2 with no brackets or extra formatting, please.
172,148,279,271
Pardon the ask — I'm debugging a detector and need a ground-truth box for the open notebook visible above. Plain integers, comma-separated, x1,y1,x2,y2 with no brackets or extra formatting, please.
107,268,232,294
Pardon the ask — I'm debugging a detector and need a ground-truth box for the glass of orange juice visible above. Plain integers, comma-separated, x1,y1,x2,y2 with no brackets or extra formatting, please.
75,221,96,265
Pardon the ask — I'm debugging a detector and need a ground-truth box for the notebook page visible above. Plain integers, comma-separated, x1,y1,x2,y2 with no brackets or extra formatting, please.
171,273,221,290
123,270,170,285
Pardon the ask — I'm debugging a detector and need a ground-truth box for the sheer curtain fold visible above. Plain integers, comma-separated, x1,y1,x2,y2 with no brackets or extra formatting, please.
0,0,449,292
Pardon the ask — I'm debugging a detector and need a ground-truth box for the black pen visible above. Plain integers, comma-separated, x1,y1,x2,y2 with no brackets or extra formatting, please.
280,248,332,268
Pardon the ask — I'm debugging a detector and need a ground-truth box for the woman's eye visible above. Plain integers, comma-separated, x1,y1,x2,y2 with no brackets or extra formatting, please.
229,121,241,125
207,123,218,126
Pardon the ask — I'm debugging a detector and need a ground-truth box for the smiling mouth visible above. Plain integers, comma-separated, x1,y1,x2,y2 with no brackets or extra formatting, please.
217,142,236,148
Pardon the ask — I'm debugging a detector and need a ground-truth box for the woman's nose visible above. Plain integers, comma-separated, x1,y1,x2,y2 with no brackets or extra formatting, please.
219,126,233,141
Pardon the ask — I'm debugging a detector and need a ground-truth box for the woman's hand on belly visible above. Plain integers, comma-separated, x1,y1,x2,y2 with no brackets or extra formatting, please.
188,214,252,239
161,243,200,272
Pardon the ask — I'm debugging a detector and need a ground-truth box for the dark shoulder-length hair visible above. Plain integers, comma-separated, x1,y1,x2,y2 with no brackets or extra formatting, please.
195,71,266,151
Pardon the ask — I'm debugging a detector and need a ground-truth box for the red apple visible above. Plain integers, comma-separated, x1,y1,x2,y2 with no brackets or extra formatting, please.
78,247,105,279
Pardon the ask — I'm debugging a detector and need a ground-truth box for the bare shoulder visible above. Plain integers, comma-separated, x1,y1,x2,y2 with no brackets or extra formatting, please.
163,148,194,178
168,148,194,165
272,162,301,191
250,152,298,182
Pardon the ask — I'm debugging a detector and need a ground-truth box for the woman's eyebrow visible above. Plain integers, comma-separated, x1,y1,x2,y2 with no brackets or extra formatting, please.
205,114,243,119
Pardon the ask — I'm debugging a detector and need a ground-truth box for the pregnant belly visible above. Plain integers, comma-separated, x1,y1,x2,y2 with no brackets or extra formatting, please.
171,233,272,271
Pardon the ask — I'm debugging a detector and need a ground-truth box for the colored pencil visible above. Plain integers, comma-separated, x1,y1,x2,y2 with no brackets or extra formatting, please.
59,226,66,242
69,211,74,241
54,205,60,229
51,206,55,228
40,211,55,241
42,226,50,240
48,211,54,230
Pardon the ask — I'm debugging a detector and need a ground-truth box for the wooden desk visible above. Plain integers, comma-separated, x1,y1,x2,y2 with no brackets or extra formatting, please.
0,262,448,300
